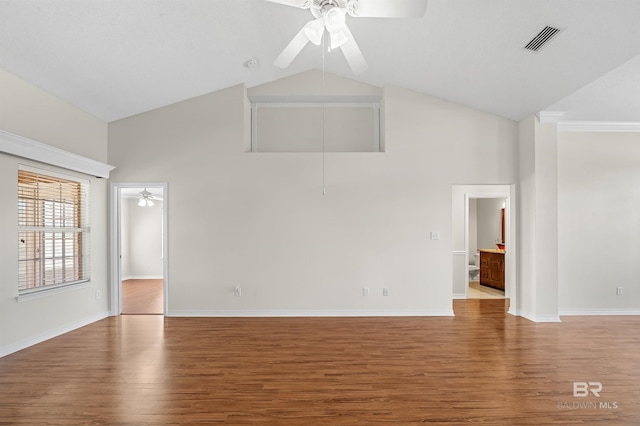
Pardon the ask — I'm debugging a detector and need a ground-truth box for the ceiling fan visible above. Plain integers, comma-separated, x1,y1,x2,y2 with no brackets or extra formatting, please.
137,188,155,207
267,0,428,74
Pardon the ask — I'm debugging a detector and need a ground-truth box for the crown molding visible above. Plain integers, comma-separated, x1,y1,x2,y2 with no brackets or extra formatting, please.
0,129,114,178
536,111,566,123
557,121,640,133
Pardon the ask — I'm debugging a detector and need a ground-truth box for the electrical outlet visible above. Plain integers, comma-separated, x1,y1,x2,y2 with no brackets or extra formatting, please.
95,290,102,300
616,286,623,296
363,287,370,296
234,286,242,297
383,288,389,296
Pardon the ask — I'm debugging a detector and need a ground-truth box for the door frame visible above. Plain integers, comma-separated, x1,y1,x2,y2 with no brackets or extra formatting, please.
109,182,169,316
452,184,516,316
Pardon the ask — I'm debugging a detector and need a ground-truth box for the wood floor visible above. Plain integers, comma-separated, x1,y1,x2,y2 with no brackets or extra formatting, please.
122,279,163,314
1,300,639,424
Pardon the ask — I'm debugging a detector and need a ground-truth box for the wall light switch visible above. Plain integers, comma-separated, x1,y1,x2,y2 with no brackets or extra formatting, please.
430,231,441,240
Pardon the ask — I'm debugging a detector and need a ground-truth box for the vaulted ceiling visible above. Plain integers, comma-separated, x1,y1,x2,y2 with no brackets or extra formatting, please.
1,0,639,123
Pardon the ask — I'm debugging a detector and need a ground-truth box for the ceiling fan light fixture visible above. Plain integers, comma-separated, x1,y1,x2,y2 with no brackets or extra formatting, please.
137,188,155,207
138,198,155,207
269,0,429,74
324,7,346,33
330,29,348,49
303,18,325,45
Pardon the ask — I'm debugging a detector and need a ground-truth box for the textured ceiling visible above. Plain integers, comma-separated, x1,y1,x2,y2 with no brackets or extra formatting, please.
1,0,639,123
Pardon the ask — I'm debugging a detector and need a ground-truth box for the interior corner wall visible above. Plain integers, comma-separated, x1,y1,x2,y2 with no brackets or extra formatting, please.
517,115,559,322
517,115,537,319
558,131,640,314
534,120,559,320
0,68,109,357
107,80,518,316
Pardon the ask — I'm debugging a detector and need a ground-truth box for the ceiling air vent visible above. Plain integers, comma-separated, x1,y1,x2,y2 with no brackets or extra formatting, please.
524,26,561,52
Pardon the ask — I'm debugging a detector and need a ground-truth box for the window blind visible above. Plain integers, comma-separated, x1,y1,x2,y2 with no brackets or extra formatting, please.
18,167,90,292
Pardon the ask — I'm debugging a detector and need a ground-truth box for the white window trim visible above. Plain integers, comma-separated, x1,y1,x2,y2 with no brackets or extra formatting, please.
0,129,114,178
16,281,91,303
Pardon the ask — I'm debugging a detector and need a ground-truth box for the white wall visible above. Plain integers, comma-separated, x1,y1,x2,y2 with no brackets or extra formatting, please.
121,195,130,279
518,116,536,317
468,198,477,260
517,115,559,322
558,131,640,314
0,68,109,357
121,198,163,280
108,72,518,316
477,198,505,249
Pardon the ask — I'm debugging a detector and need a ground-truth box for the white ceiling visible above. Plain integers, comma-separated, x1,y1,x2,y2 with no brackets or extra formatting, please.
1,0,639,123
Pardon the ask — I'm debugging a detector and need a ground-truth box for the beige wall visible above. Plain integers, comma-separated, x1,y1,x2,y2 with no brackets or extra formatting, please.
109,73,518,315
517,116,561,321
0,69,107,162
0,68,109,356
558,131,640,314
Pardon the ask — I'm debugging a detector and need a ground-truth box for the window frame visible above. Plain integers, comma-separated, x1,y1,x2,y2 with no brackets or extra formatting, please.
17,165,91,298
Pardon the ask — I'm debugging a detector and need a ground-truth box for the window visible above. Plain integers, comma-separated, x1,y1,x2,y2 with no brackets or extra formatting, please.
18,167,90,293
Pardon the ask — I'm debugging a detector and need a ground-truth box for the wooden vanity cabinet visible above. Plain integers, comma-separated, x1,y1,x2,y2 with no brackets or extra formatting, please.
479,250,505,290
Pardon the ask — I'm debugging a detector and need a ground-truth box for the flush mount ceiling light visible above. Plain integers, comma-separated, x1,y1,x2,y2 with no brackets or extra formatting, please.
137,188,155,207
268,0,428,74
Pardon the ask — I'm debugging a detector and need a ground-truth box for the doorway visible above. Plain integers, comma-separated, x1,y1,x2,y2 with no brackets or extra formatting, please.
467,197,507,299
110,183,168,316
451,185,516,316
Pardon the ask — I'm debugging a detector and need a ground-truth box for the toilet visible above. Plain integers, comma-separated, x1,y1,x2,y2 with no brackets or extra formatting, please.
468,251,480,281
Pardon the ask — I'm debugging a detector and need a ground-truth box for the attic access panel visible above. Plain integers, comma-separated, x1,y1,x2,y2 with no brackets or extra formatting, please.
250,100,381,153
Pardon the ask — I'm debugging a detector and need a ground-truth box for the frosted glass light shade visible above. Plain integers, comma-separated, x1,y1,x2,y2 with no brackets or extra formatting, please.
304,19,324,45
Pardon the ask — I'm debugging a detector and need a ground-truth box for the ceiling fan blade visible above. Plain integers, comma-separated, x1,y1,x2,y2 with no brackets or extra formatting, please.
274,25,311,69
265,0,312,9
348,0,428,18
339,25,368,74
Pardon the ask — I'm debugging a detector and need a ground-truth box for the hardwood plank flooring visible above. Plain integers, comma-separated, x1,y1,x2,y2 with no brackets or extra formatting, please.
122,279,163,314
1,300,639,424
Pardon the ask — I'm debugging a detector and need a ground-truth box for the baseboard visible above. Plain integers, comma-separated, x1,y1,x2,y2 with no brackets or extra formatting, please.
453,293,467,300
122,275,163,281
516,309,562,323
560,309,640,316
0,310,109,358
167,309,455,318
